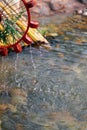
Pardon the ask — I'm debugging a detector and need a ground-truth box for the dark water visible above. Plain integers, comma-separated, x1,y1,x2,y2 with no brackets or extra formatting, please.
0,15,87,130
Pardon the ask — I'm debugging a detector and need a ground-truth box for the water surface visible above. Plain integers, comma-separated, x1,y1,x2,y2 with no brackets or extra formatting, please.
0,14,87,130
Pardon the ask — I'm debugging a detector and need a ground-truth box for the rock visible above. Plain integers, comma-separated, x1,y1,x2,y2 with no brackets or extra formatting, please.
49,0,60,11
79,0,87,4
77,9,83,14
49,0,66,12
83,8,87,16
83,11,87,16
31,1,51,16
76,8,87,16
10,88,27,105
0,104,9,114
31,0,85,16
0,120,1,130
16,124,24,130
38,3,50,15
0,104,17,114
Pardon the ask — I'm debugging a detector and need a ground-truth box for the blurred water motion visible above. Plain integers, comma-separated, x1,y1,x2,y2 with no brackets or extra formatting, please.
0,14,87,130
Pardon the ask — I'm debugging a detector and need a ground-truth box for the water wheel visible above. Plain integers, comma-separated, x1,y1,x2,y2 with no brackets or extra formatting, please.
0,0,38,56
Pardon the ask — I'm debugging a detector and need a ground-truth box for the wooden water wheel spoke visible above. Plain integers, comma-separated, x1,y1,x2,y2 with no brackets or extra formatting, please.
0,0,38,56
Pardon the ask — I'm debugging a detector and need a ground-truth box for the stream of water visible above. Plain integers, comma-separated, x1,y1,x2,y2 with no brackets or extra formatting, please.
0,14,87,130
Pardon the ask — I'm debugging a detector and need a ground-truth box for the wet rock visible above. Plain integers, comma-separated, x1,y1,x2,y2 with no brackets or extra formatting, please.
0,104,9,114
8,104,17,113
10,88,27,105
1,119,16,130
16,124,24,130
0,120,1,130
32,111,87,129
0,104,17,114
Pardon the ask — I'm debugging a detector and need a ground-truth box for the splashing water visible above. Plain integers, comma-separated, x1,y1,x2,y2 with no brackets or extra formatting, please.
0,57,7,91
30,45,37,79
14,53,20,86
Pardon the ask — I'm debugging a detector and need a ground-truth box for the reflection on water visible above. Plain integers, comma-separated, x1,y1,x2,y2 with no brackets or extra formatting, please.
0,15,87,130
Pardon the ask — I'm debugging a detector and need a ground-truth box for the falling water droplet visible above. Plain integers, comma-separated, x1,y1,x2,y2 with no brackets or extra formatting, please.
14,53,19,85
30,45,37,78
1,57,4,73
39,46,43,57
0,56,8,94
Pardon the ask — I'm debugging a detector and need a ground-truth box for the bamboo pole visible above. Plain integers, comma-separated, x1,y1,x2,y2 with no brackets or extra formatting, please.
0,2,51,48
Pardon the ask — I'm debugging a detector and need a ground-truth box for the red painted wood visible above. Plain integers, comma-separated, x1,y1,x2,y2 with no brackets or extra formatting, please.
23,35,33,45
14,43,22,53
0,13,2,22
26,0,36,8
0,48,8,56
30,21,39,28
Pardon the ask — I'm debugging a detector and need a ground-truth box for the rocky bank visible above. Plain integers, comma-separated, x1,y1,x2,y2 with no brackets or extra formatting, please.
31,0,87,16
